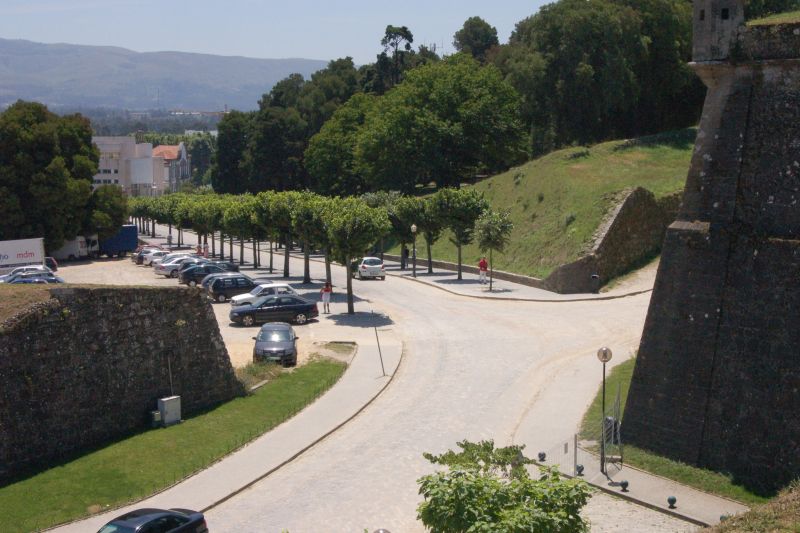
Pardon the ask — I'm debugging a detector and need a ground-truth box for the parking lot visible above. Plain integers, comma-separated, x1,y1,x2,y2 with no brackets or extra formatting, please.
56,256,342,368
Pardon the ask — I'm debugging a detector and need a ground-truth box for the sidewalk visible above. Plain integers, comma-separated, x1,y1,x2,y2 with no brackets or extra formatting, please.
380,258,657,302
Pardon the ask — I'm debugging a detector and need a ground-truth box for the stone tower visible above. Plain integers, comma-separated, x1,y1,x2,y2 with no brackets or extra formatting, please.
622,1,800,493
692,0,744,61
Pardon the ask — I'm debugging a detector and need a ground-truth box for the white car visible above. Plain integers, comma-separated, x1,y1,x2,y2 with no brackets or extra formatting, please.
154,256,197,278
352,257,385,280
0,264,52,282
143,250,169,266
230,283,298,307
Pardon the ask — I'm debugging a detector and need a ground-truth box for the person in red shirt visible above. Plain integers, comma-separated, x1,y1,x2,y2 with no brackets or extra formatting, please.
478,256,488,284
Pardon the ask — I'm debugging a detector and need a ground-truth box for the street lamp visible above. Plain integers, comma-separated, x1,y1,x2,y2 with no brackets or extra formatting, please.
597,347,613,474
411,224,417,278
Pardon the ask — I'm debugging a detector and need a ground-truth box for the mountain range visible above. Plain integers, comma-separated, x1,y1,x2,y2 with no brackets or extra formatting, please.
0,38,329,111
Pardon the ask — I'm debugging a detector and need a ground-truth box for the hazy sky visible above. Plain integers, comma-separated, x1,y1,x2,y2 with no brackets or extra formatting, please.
0,0,550,64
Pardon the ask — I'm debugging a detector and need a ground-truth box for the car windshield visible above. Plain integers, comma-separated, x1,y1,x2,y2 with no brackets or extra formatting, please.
248,287,263,295
257,329,293,342
364,258,382,266
97,524,135,533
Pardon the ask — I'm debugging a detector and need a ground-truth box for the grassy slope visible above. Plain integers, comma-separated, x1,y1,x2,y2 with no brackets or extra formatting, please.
0,285,51,324
0,359,346,532
579,358,769,506
709,482,800,532
395,129,695,279
748,10,800,25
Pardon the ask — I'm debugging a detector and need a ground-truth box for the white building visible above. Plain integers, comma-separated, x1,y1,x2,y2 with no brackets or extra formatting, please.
92,137,168,196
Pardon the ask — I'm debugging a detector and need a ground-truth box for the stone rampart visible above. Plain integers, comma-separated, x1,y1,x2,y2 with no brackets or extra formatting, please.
623,18,800,493
0,287,243,484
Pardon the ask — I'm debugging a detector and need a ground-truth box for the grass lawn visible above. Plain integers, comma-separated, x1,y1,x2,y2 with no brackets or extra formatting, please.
390,129,694,279
748,10,800,25
579,357,769,506
0,285,52,324
0,358,346,533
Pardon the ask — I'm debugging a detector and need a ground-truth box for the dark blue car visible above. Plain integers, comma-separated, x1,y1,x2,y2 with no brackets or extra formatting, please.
97,507,207,533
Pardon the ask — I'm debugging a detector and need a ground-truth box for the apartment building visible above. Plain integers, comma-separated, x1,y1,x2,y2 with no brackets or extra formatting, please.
92,136,169,196
153,143,191,193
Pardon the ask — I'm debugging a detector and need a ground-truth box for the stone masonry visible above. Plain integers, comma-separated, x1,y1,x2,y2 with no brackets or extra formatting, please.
0,286,243,484
623,0,800,493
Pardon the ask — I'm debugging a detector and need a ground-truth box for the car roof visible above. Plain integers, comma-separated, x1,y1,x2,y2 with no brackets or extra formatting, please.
108,508,190,528
259,322,293,330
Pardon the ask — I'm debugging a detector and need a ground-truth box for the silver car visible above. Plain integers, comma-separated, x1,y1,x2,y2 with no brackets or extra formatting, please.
353,257,385,280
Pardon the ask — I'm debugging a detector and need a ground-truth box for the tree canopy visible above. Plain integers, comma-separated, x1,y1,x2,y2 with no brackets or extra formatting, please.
453,16,499,62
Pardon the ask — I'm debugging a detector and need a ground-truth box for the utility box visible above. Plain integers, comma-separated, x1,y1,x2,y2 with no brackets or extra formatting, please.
158,396,182,427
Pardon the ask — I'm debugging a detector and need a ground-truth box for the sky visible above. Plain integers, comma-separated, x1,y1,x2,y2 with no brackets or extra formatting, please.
0,0,550,64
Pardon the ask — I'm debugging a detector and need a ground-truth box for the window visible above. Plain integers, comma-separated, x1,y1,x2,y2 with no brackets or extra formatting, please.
113,169,119,174
721,8,729,20
237,278,251,287
278,297,296,305
699,9,705,21
223,279,236,288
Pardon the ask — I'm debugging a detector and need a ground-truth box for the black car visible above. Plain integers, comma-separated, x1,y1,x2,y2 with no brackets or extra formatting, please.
229,295,319,326
207,260,239,272
208,274,256,302
179,264,227,286
176,257,208,273
44,257,58,271
97,507,207,533
252,322,298,366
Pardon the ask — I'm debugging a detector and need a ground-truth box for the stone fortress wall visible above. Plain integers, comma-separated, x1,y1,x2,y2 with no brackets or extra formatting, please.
0,286,243,485
623,0,800,493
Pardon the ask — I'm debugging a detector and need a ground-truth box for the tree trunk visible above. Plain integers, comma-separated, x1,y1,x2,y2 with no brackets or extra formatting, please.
254,240,259,268
380,237,384,261
178,228,182,246
489,248,493,292
457,244,462,280
219,233,224,260
239,236,244,265
269,239,274,272
303,243,311,284
229,235,233,261
346,263,354,314
427,240,433,274
211,233,216,257
325,248,332,284
283,233,290,278
198,232,202,246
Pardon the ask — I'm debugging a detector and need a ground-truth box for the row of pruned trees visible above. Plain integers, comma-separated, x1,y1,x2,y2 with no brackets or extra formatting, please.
129,188,513,311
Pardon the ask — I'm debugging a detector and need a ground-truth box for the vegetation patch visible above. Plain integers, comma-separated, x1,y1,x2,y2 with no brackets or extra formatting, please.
579,357,768,506
0,358,346,533
390,129,694,278
234,361,283,390
709,481,800,532
748,10,800,25
0,285,52,325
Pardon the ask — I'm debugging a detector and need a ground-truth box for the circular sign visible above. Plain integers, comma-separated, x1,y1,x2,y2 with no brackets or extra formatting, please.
597,347,613,363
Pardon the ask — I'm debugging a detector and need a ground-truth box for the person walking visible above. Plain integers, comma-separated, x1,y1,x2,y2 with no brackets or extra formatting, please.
320,281,333,313
478,256,488,284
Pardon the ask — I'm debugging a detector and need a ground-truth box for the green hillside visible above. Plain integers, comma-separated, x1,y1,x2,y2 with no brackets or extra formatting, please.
394,129,695,279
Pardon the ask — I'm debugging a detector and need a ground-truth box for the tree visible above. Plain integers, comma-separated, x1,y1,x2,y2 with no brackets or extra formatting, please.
211,111,252,194
305,93,376,196
417,440,592,533
0,101,97,251
745,0,800,19
453,16,499,62
433,188,488,280
355,55,525,192
475,210,514,291
416,196,445,274
290,191,324,284
270,191,302,277
381,25,414,86
85,185,129,240
325,197,390,313
222,195,257,265
387,196,423,270
246,106,308,191
253,190,279,272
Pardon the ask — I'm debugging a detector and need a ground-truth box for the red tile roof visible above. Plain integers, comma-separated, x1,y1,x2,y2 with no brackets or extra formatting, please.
153,145,180,160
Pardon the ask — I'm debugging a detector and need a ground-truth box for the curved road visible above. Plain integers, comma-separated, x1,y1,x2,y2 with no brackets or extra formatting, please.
173,238,689,532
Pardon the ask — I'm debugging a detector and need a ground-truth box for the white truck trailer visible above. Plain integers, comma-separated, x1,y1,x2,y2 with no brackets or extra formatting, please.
0,238,46,275
51,236,89,261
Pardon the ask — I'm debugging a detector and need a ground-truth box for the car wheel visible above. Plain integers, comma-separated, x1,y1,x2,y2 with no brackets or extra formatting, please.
294,313,308,325
188,280,197,287
216,293,227,303
242,315,255,327
358,271,364,280
170,270,178,278
381,276,386,280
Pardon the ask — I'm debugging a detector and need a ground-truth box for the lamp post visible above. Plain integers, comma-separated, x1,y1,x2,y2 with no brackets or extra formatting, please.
597,346,613,474
411,224,417,278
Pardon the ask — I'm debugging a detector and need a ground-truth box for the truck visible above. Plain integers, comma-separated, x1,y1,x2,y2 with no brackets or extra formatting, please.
98,225,138,258
0,238,45,274
51,236,89,261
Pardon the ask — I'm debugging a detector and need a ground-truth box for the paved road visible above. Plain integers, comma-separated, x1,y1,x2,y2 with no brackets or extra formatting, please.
59,230,694,532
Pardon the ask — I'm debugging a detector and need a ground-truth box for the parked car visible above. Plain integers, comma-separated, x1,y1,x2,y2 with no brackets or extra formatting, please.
207,260,239,272
44,257,58,271
143,250,169,266
4,271,64,283
229,295,319,326
179,263,228,286
134,247,162,265
208,274,257,302
151,252,193,267
8,277,51,284
352,256,386,280
0,265,52,281
252,322,298,366
200,271,246,290
176,257,209,274
230,283,298,306
97,507,207,533
154,256,201,278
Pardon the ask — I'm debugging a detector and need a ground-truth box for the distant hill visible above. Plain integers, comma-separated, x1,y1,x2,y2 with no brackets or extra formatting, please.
0,38,329,111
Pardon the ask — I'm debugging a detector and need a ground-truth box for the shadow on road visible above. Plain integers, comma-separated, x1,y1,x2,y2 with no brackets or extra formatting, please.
328,311,394,328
